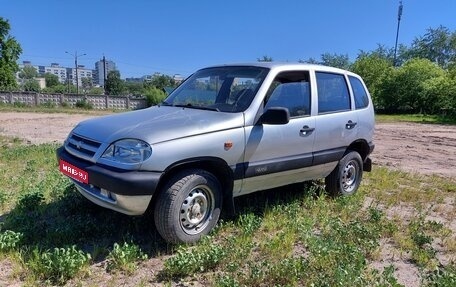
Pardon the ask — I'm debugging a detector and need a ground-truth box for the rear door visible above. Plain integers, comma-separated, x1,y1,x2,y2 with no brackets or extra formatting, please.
313,71,358,166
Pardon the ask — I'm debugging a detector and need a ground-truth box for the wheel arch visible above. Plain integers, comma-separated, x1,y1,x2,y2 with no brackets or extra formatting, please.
347,139,370,160
153,157,235,215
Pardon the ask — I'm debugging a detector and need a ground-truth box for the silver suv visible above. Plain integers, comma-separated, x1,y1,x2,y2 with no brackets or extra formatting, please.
57,63,375,243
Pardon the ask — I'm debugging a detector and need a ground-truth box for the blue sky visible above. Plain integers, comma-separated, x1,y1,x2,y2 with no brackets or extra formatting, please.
2,0,456,78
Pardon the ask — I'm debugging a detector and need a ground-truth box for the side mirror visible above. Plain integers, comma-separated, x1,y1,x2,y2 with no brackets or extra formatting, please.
260,107,290,125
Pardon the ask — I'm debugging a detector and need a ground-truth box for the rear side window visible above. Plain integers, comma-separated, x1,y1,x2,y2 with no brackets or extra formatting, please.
349,76,369,109
316,72,350,114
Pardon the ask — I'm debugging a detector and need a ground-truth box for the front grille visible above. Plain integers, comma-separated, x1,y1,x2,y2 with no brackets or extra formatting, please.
66,133,102,159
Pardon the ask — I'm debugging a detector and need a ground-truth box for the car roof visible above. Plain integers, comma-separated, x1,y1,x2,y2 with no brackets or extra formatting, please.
205,62,359,77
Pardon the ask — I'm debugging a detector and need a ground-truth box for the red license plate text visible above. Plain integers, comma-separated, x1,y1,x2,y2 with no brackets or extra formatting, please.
59,159,89,184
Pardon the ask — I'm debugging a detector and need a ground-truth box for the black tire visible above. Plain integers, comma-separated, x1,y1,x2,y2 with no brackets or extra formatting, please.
325,150,363,196
154,169,222,244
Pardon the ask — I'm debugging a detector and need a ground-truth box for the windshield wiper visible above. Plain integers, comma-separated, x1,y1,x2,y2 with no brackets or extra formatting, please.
159,101,172,106
173,103,220,112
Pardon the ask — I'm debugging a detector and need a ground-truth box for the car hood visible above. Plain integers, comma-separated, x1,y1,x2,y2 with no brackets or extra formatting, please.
71,106,245,144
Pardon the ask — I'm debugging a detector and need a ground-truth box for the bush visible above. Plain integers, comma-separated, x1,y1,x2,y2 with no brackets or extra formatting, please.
162,238,226,279
75,99,93,109
0,230,23,252
16,189,44,210
106,242,147,274
143,87,166,107
39,101,56,108
27,246,91,284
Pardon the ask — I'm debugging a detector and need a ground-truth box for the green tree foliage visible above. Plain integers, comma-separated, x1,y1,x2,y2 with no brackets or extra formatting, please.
44,73,59,88
124,81,144,95
351,54,393,107
143,86,166,106
146,74,176,91
320,53,351,69
23,79,40,92
378,58,446,113
105,70,124,95
0,17,22,91
405,25,456,67
300,53,351,69
257,55,273,62
422,74,456,116
81,77,93,94
88,87,104,95
299,57,319,64
18,65,38,79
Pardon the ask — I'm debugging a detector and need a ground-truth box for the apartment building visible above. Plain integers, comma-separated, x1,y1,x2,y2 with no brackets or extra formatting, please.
17,60,114,88
94,59,116,86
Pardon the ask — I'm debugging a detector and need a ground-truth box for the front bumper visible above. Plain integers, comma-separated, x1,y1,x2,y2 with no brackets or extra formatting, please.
57,146,162,215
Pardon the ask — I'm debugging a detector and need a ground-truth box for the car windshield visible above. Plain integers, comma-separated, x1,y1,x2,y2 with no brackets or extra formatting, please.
163,66,269,112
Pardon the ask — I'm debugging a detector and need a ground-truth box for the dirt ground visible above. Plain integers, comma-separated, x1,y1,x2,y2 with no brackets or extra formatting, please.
0,112,455,178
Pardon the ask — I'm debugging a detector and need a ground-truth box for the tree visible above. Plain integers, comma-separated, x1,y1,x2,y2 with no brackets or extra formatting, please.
0,17,22,91
421,74,456,115
81,77,93,94
357,44,395,64
298,57,319,64
143,86,166,106
320,53,351,69
146,74,176,90
406,25,456,67
351,54,393,107
257,55,273,62
18,65,38,79
379,58,446,113
105,70,124,95
124,81,145,95
23,79,40,92
44,73,60,88
88,87,104,95
299,53,351,69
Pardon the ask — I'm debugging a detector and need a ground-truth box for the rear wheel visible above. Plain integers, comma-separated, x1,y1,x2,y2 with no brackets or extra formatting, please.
154,169,222,244
325,151,363,196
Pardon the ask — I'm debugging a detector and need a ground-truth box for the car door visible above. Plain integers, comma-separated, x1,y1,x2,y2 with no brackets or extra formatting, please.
239,71,316,195
313,71,358,167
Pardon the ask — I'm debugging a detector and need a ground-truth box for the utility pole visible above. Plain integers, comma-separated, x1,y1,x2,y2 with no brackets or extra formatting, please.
394,1,403,67
103,55,107,93
65,51,86,94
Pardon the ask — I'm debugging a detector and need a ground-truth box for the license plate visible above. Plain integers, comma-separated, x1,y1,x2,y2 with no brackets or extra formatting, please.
59,159,89,184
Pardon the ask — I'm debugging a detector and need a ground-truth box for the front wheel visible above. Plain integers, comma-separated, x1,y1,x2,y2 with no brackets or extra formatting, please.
154,169,222,244
325,151,363,196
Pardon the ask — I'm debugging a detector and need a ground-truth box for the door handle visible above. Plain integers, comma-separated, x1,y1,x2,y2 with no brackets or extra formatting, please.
300,125,315,135
346,120,357,129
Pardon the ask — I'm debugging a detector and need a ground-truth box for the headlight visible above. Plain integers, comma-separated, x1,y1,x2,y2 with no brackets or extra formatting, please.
101,139,152,164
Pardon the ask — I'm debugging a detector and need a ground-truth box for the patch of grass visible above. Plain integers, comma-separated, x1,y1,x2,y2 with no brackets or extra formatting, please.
26,246,91,285
106,241,147,274
39,101,56,109
0,136,455,285
161,236,227,279
0,230,23,253
376,113,456,125
75,99,94,109
0,103,113,115
424,264,456,286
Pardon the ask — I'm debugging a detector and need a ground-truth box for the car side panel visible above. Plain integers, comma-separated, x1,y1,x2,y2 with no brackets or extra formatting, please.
239,117,316,196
